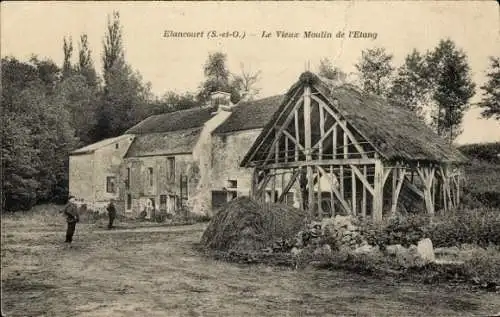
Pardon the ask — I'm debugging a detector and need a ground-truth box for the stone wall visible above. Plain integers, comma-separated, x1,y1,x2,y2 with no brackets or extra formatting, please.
120,154,199,216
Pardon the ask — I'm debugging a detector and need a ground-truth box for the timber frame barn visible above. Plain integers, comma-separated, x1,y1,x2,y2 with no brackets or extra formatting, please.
241,72,467,222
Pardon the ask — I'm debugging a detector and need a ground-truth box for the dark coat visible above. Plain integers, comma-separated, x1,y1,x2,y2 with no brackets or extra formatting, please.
107,202,117,217
63,202,79,223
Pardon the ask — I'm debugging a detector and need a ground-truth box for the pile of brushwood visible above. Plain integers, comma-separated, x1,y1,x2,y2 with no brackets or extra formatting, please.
200,198,307,263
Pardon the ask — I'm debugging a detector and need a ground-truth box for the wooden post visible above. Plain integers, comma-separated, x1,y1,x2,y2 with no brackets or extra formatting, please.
373,160,384,223
351,167,357,216
390,166,406,216
251,168,258,198
284,137,289,163
319,103,325,160
294,109,300,162
304,86,314,214
317,167,322,218
330,165,335,217
271,172,276,203
362,165,367,218
333,124,337,159
416,166,435,216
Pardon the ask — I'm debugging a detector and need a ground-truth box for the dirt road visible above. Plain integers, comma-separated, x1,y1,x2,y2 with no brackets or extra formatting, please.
1,219,499,317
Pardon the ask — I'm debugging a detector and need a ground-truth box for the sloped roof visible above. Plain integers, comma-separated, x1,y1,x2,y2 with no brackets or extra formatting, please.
213,95,285,134
241,72,467,166
125,127,202,158
71,134,133,155
125,106,217,134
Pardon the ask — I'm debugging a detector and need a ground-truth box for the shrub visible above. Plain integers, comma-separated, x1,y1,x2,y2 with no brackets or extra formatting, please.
429,209,500,248
359,214,432,249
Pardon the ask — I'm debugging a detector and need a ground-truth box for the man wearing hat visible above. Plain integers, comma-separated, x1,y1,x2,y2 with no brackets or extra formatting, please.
62,196,79,244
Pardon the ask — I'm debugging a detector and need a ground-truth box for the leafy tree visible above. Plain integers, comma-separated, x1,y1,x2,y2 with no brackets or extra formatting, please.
426,39,475,143
93,11,151,140
478,57,500,120
388,49,430,119
62,36,74,79
318,58,347,83
1,57,78,210
231,63,262,101
198,52,240,104
355,47,394,96
77,34,99,88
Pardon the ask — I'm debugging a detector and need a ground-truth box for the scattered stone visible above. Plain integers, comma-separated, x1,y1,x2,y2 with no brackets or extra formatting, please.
385,244,405,256
353,244,378,255
291,247,302,257
417,238,435,262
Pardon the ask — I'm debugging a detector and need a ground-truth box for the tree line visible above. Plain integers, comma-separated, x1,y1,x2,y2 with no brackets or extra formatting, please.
1,10,498,211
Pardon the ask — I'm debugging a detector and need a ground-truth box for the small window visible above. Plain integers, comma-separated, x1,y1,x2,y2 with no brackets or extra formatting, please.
285,192,294,206
227,180,237,189
126,168,131,189
167,157,175,181
148,167,154,187
160,195,167,211
115,143,119,149
126,194,132,210
106,176,116,193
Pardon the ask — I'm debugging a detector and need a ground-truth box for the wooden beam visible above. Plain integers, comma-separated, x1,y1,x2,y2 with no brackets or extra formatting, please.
262,96,304,166
390,167,406,216
294,109,300,161
317,166,352,214
312,123,337,155
350,165,375,196
284,136,289,163
362,165,367,218
343,124,348,159
319,102,325,160
312,95,369,159
332,123,338,159
278,168,300,203
283,130,305,152
261,158,378,170
271,172,277,203
245,87,303,164
255,172,272,199
352,167,357,216
416,166,435,216
373,160,384,223
330,165,335,217
304,86,314,214
339,165,344,199
317,167,322,218
275,141,279,164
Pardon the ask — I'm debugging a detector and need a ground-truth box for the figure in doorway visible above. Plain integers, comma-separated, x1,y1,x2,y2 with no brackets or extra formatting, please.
107,200,117,229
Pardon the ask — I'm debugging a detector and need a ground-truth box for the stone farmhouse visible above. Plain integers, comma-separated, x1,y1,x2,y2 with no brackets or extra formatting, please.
69,72,466,220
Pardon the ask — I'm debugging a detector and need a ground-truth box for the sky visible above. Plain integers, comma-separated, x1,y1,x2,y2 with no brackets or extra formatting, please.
1,1,499,145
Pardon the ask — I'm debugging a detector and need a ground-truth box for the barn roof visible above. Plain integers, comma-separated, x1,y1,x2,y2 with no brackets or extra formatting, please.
125,127,202,158
125,106,217,134
213,95,284,134
241,72,467,166
70,134,134,155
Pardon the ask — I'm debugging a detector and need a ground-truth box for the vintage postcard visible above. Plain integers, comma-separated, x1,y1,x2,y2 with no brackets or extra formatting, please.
1,1,499,316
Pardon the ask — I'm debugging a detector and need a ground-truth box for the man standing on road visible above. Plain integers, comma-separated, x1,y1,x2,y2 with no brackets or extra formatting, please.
107,200,117,230
62,196,79,244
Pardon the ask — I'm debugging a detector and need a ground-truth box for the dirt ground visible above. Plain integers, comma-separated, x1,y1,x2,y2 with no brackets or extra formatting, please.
1,217,499,317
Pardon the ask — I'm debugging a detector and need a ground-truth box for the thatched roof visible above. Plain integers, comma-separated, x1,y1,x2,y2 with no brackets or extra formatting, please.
125,106,217,134
125,127,202,158
71,134,134,155
213,95,284,134
241,72,467,166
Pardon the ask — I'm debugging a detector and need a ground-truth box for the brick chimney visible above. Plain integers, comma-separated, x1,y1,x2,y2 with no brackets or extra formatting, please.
209,91,234,114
